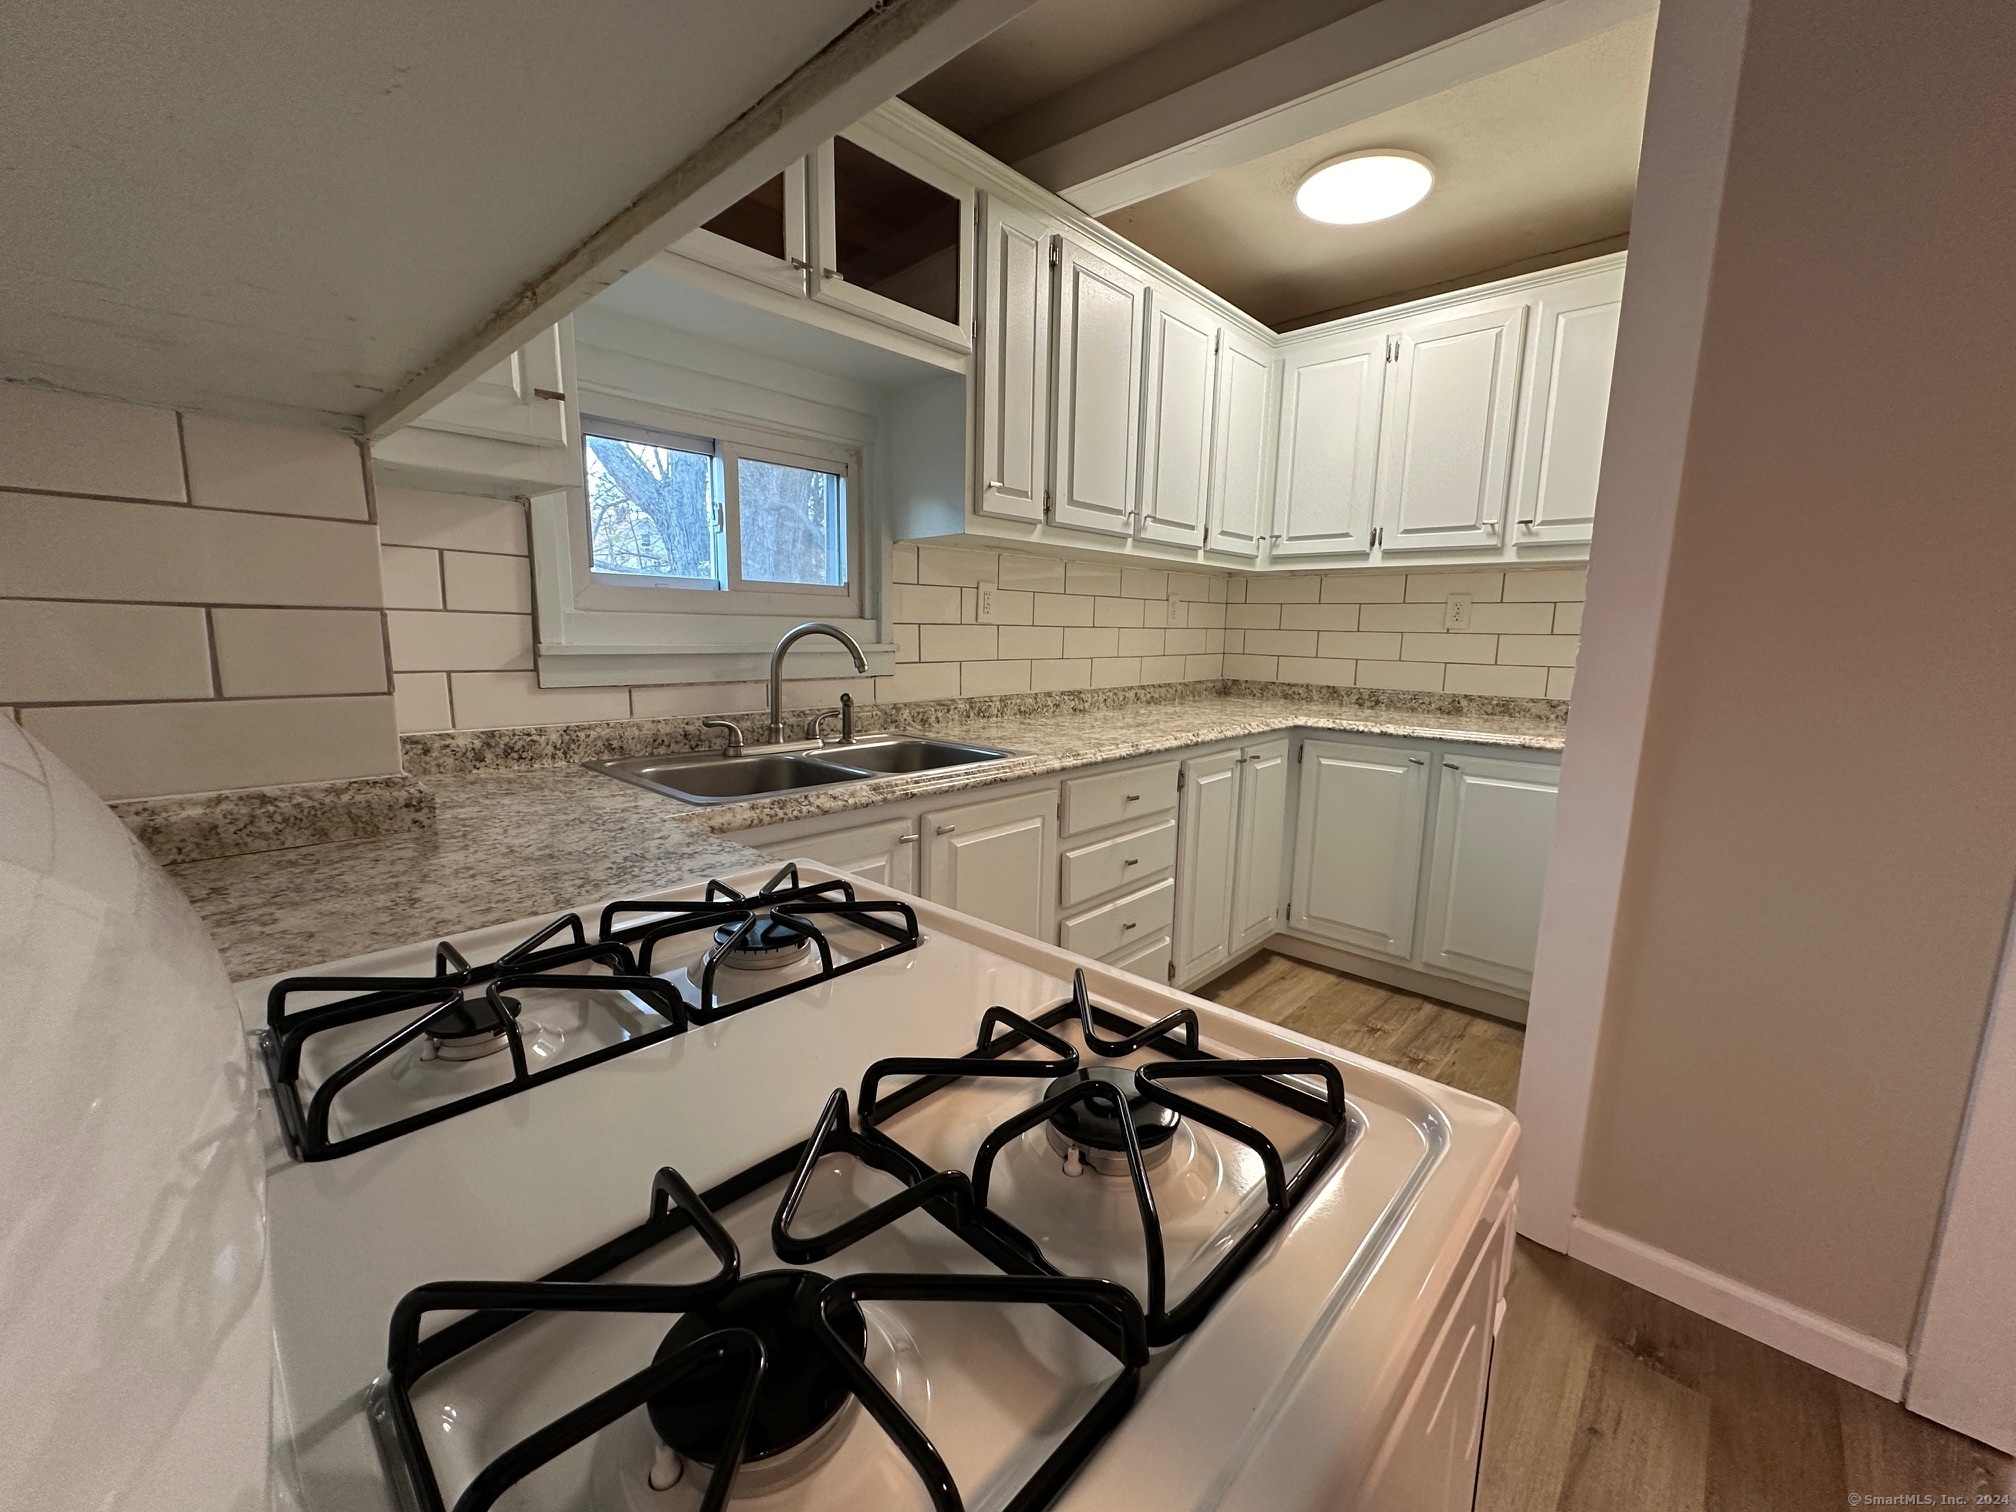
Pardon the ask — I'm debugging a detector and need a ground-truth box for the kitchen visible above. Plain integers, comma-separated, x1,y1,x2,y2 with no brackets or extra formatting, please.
4,1,2014,1510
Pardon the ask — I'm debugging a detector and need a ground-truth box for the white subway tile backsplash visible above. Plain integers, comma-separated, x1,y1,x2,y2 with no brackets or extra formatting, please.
1467,601,1556,634
386,610,534,672
380,546,444,609
919,623,997,662
1444,664,1550,697
1505,567,1588,602
0,600,211,702
212,608,389,697
1319,573,1406,603
1279,603,1360,631
1359,603,1445,632
997,553,1066,592
1547,667,1576,698
443,551,533,613
891,583,961,623
1183,654,1225,680
1244,575,1322,603
1116,627,1165,657
181,414,369,520
1029,657,1092,691
1141,655,1187,682
1497,634,1580,667
997,625,1063,660
393,672,453,732
1400,632,1498,664
1226,603,1281,629
1315,630,1403,660
1090,657,1143,687
983,588,1034,624
1244,629,1320,657
0,493,383,606
1355,660,1445,692
1274,656,1356,687
890,543,919,583
873,661,960,703
1120,568,1168,600
917,544,998,586
960,659,1030,696
375,487,527,555
21,695,399,800
1065,561,1123,597
631,682,766,718
1405,571,1504,603
449,672,630,729
0,385,185,501
1063,626,1120,659
1222,653,1276,680
1093,596,1146,627
893,623,919,662
1553,601,1585,635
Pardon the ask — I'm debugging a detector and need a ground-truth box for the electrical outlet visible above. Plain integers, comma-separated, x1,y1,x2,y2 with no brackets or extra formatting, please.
1444,594,1473,630
977,587,1000,623
1165,598,1182,626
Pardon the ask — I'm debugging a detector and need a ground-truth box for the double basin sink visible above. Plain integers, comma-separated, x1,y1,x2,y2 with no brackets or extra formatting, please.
589,734,1015,805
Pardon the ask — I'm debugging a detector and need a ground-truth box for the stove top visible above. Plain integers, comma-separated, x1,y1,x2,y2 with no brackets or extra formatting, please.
241,863,1517,1512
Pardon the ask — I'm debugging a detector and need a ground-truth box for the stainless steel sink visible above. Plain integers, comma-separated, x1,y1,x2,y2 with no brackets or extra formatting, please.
819,738,1013,776
588,736,1015,805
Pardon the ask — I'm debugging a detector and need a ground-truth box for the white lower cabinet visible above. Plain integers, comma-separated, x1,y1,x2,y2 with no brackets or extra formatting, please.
1418,753,1560,993
775,814,918,893
1172,737,1293,986
921,788,1058,941
1289,738,1432,960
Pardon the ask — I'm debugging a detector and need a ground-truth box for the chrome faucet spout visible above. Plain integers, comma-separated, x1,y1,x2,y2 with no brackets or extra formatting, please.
767,621,868,743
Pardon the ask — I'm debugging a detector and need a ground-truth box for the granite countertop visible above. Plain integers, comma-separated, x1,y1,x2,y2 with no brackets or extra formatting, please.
172,691,1564,981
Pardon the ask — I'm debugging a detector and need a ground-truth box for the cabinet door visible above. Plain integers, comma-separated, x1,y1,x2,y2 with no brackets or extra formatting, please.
1206,328,1273,559
1511,265,1624,547
1135,284,1218,548
921,788,1058,942
1230,738,1291,952
1051,236,1149,537
411,321,572,447
1272,333,1386,558
772,815,917,894
1419,753,1559,994
1375,301,1527,554
1289,738,1431,959
1172,750,1242,984
811,131,972,351
974,196,1053,523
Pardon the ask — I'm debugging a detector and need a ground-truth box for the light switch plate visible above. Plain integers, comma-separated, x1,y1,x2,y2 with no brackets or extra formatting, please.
1444,594,1473,630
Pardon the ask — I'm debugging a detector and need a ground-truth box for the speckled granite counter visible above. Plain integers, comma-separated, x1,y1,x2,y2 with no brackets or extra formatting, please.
172,689,1564,981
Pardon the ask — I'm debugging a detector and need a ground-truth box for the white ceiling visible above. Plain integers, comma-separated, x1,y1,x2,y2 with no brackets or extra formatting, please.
1098,13,1655,326
0,0,1024,427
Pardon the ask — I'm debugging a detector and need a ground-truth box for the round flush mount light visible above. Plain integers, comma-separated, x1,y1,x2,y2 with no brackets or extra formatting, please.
1295,151,1434,225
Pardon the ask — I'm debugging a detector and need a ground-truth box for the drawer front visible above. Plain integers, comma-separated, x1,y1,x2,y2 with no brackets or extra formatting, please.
1060,818,1178,908
1061,761,1180,837
1108,930,1172,983
1060,877,1177,960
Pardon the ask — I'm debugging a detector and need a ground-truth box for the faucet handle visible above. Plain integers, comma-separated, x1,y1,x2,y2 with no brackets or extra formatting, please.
700,717,744,756
806,708,843,742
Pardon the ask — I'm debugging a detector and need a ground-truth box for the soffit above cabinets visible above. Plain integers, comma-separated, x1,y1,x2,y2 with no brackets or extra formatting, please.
0,0,1033,430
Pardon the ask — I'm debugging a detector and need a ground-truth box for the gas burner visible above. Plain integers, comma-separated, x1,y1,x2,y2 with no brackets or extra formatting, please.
420,991,521,1062
647,1271,865,1495
602,864,920,1021
1043,1066,1180,1176
262,914,687,1160
710,913,813,972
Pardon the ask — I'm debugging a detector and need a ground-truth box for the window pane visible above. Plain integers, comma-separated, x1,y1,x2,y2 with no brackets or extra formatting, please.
701,172,787,261
738,458,845,587
831,138,960,325
584,434,715,580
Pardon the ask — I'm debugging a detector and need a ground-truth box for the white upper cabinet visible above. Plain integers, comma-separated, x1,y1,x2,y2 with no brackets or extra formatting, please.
1418,753,1559,995
1511,262,1625,548
1375,299,1528,555
412,322,573,448
1135,282,1219,549
1290,737,1431,960
1205,328,1273,560
1051,235,1150,537
811,128,973,352
675,162,810,297
1272,333,1387,558
973,195,1055,524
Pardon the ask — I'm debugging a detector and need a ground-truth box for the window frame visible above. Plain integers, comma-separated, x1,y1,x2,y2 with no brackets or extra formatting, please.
530,397,892,688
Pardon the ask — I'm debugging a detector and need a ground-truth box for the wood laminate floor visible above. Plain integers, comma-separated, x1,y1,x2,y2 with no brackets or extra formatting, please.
1197,950,2014,1511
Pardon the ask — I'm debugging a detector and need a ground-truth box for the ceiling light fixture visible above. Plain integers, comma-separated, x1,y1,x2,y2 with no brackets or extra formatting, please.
1295,151,1434,225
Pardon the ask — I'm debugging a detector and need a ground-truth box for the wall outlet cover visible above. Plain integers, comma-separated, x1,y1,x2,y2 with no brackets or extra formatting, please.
1166,599,1182,625
1444,594,1473,630
977,587,999,623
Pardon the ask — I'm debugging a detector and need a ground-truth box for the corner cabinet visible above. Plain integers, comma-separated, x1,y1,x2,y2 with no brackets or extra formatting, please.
1289,739,1432,958
1203,328,1276,561
1509,260,1625,548
1273,334,1386,559
1417,754,1559,993
1173,737,1291,985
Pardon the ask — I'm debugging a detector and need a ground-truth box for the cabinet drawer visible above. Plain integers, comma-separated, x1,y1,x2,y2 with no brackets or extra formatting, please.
1061,761,1179,837
1108,931,1172,983
1061,818,1177,908
1060,877,1176,960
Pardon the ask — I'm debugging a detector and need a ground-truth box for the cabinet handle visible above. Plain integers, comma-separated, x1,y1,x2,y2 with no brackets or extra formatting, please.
1124,857,1140,866
936,824,957,835
1123,921,1139,930
898,834,919,844
1518,517,1536,527
533,388,566,402
1124,793,1142,802
1444,762,1461,771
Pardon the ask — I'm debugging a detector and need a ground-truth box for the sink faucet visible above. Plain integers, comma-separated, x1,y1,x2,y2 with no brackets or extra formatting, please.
767,622,868,744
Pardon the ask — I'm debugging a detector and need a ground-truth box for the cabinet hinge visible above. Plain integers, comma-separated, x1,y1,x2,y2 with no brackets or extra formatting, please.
1298,745,1306,764
1386,335,1399,362
1177,769,1187,790
1043,489,1053,516
1048,238,1062,269
1167,960,1176,983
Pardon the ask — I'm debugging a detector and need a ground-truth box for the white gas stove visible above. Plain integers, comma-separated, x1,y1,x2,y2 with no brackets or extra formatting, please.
238,862,1518,1512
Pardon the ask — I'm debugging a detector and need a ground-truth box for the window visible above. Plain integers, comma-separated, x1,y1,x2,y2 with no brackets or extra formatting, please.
581,417,853,612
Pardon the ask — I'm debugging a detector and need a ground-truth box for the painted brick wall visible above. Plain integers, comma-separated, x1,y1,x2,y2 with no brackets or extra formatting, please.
0,384,400,799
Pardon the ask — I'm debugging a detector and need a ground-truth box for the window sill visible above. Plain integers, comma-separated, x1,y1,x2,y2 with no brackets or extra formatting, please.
534,611,896,688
